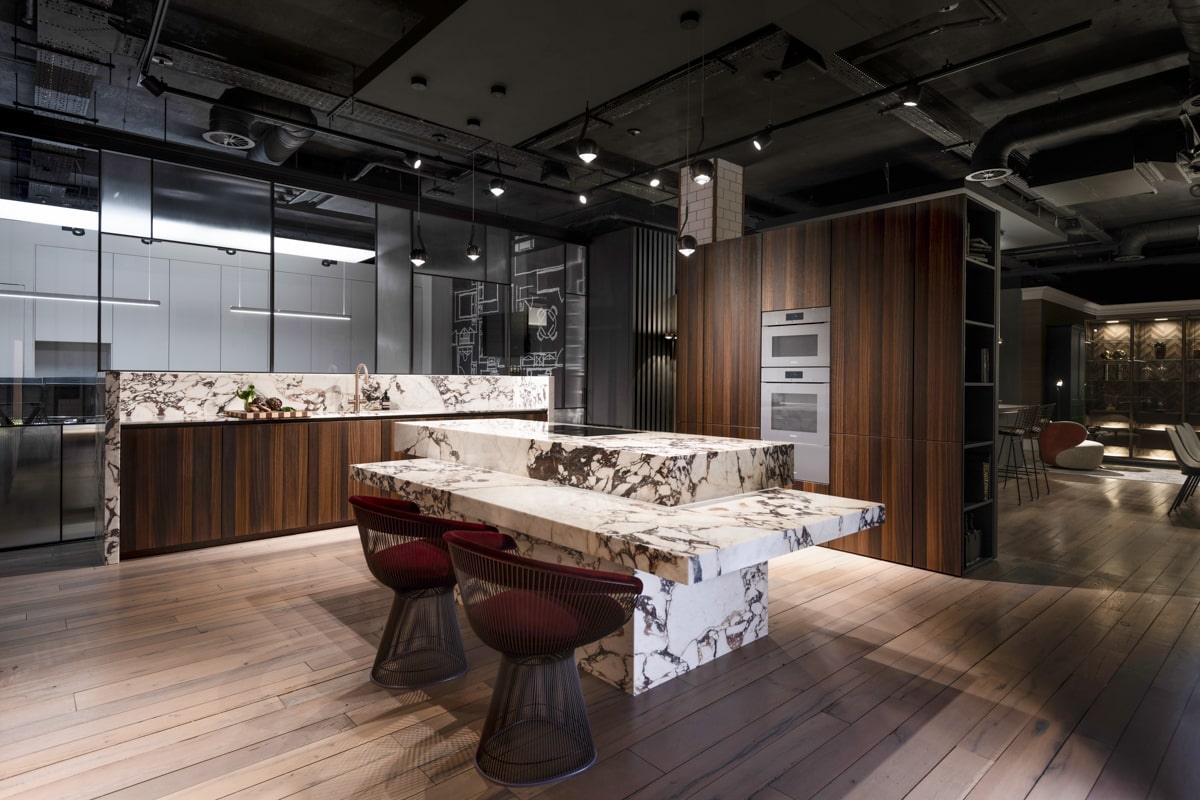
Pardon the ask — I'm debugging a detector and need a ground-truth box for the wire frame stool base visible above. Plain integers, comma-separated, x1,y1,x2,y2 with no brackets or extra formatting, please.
475,652,596,786
371,587,466,689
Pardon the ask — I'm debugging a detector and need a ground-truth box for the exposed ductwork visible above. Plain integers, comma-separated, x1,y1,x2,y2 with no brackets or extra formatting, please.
966,68,1190,182
1171,0,1200,99
1114,216,1200,261
202,87,317,165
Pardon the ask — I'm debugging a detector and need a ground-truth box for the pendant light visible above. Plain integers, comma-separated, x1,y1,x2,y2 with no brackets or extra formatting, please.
410,166,427,267
678,12,702,256
677,234,698,257
691,159,713,185
649,173,662,188
466,153,481,261
753,71,777,152
576,103,599,163
489,144,507,196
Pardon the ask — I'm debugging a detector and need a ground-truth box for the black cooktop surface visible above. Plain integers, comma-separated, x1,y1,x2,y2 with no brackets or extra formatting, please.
544,423,635,438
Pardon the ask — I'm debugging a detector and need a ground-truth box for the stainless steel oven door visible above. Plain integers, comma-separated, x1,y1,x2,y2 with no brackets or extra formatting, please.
760,367,830,483
761,308,830,368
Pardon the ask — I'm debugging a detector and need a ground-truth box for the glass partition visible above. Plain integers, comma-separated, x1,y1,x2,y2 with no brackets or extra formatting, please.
413,274,515,375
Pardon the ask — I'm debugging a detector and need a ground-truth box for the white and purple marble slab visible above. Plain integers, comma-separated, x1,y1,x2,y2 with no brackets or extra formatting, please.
350,457,883,694
393,418,794,506
100,372,549,564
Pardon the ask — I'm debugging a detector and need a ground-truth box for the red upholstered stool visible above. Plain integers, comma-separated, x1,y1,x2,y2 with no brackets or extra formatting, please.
348,496,505,689
444,530,643,786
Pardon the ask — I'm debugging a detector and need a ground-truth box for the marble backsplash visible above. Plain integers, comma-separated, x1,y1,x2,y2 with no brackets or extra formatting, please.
108,371,550,421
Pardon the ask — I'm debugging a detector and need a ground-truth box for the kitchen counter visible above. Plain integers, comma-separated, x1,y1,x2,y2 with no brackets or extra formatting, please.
354,418,883,694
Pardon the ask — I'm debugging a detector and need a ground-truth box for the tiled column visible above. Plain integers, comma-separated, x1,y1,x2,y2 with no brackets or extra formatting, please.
679,158,744,245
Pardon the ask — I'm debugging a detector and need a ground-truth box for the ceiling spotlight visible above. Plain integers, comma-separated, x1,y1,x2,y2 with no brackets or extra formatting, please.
409,247,427,267
679,10,701,30
411,75,428,91
752,128,774,151
466,117,481,129
403,154,422,170
490,83,507,98
677,234,698,257
466,242,481,261
577,138,599,163
900,85,922,107
578,191,590,205
691,159,714,185
649,173,662,188
137,72,166,97
489,177,507,197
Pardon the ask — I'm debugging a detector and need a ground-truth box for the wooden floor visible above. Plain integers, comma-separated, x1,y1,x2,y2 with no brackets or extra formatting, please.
2,473,1199,799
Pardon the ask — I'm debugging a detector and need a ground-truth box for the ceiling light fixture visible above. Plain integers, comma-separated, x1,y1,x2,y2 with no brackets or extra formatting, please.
229,306,350,321
752,127,773,151
137,72,166,97
273,238,374,263
578,191,590,205
411,75,428,91
467,153,481,261
649,173,662,188
576,103,599,164
403,154,423,170
677,234,698,257
901,84,922,107
0,289,160,308
0,198,97,230
691,158,714,185
410,171,427,267
489,144,507,196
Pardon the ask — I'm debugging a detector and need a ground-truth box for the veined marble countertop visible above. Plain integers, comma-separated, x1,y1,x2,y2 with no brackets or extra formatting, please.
393,417,794,506
351,458,884,585
119,406,549,426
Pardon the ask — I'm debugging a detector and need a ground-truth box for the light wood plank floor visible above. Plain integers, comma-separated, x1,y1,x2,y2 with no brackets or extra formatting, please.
2,472,1199,799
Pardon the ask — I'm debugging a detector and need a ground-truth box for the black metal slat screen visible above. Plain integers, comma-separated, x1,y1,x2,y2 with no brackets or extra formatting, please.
632,228,675,432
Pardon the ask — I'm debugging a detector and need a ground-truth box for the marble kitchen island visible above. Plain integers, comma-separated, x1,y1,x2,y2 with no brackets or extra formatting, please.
352,419,884,694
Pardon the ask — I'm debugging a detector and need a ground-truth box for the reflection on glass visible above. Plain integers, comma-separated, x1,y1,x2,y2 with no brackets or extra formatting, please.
772,334,819,359
413,274,515,375
771,391,819,433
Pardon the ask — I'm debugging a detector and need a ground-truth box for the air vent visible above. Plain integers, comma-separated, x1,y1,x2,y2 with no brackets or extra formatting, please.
203,105,256,150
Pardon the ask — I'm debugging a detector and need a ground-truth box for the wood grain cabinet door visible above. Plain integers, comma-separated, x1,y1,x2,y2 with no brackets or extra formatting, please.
676,248,707,429
308,419,384,526
825,433,913,566
121,425,223,553
702,234,762,431
761,222,831,312
913,197,966,443
222,422,309,538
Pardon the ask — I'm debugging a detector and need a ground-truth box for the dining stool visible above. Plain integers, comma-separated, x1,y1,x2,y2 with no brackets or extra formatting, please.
444,529,643,786
1023,403,1056,497
348,496,507,689
998,405,1037,504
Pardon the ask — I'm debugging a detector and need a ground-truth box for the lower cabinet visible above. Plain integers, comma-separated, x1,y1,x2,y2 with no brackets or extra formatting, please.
222,422,310,538
121,426,224,553
825,434,913,566
308,419,386,526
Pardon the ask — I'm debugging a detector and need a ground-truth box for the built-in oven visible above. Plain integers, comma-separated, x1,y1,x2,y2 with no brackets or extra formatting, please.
761,307,830,368
760,367,830,483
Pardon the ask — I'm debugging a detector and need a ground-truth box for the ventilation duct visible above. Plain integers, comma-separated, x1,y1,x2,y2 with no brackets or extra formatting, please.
966,68,1190,182
1114,216,1200,261
202,87,317,165
1171,0,1200,101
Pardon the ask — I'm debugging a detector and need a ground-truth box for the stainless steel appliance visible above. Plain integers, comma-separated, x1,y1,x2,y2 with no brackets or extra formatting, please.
761,367,830,483
761,307,830,368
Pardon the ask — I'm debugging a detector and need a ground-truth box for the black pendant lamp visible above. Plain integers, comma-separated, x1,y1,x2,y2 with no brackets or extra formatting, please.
466,154,481,261
410,168,427,267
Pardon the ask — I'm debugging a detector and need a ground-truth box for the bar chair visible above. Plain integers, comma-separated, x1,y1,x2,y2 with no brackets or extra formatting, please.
348,496,508,689
1022,403,1056,497
1164,428,1200,514
998,404,1037,504
444,529,643,786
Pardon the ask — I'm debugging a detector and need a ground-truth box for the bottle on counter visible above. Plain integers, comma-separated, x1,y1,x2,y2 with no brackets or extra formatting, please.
380,390,390,410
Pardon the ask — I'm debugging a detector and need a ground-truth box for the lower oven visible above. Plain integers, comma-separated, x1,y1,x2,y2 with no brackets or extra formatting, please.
760,367,830,483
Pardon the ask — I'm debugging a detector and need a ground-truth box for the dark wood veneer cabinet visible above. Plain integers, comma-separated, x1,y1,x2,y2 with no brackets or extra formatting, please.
761,222,831,311
825,433,913,565
121,426,223,553
308,419,386,525
222,421,309,538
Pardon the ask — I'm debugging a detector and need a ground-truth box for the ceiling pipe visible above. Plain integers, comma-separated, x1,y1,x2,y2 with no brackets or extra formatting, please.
202,87,318,165
966,69,1189,182
1114,216,1200,261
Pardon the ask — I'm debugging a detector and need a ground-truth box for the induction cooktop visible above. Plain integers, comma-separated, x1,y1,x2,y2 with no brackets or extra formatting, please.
544,423,635,438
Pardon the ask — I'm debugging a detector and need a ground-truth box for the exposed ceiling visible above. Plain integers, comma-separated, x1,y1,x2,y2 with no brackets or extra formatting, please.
3,0,1200,305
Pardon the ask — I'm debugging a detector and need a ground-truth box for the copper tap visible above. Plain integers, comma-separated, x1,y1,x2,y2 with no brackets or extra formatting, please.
353,363,369,413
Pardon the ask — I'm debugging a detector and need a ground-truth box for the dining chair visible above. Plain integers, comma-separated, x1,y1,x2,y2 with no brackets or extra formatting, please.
348,496,509,689
444,529,643,786
1164,428,1200,514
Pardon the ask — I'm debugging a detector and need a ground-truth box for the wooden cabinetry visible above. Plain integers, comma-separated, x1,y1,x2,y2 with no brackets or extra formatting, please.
308,418,386,525
222,422,309,538
761,222,830,311
676,234,762,433
120,426,223,553
825,433,912,564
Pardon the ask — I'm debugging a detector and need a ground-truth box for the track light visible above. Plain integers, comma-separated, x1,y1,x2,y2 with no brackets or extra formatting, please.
577,139,599,163
578,192,590,205
901,85,922,107
489,177,506,197
752,128,773,151
677,234,697,256
137,72,166,97
649,173,662,188
404,154,422,170
691,159,713,185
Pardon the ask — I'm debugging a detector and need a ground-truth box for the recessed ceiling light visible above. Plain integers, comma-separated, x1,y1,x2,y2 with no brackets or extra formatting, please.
627,127,642,136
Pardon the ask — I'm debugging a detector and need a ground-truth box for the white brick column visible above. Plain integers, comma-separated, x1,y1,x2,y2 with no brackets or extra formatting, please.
679,158,744,245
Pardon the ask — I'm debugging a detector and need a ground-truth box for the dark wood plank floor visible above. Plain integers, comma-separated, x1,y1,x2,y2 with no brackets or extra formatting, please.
1,471,1198,799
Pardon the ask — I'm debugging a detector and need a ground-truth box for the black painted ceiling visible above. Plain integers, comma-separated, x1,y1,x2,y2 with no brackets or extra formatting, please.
4,0,1200,305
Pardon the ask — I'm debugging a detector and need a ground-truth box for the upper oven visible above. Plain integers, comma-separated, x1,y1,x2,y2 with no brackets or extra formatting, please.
761,307,830,368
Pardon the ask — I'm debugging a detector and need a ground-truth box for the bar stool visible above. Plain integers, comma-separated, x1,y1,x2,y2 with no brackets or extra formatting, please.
1023,403,1056,497
998,405,1037,504
444,529,643,786
348,496,507,689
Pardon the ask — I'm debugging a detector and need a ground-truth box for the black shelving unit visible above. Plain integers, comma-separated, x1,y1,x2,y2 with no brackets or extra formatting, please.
963,199,998,570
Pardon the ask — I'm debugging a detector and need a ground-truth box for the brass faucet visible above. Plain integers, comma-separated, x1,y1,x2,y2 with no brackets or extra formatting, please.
353,363,369,413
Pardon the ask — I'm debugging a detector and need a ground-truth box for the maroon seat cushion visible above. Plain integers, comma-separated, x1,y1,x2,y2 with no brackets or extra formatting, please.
470,589,629,655
370,540,455,590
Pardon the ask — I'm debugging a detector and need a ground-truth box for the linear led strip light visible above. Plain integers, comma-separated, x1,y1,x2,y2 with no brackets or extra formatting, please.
229,306,351,321
0,288,160,307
